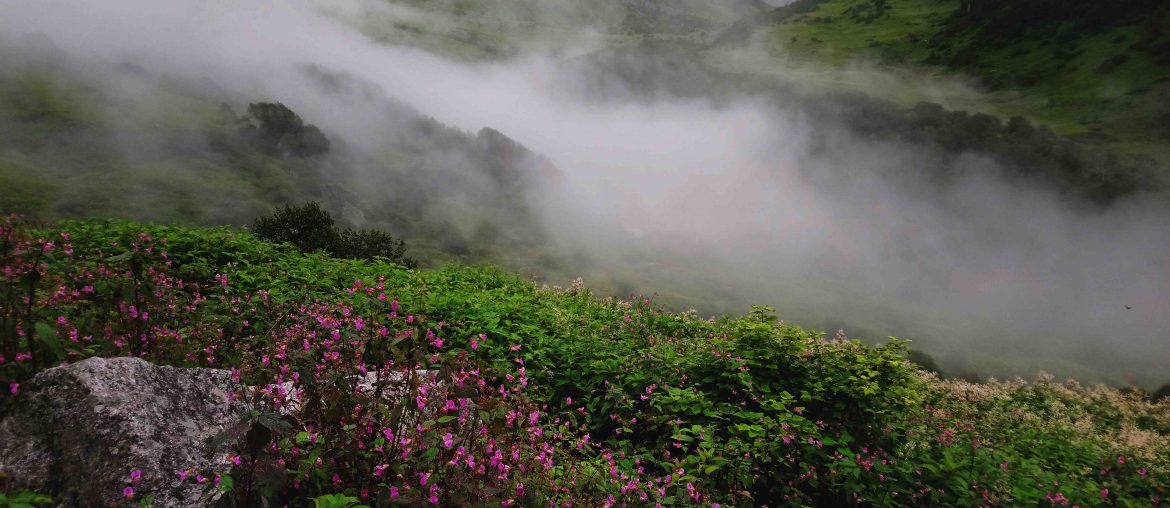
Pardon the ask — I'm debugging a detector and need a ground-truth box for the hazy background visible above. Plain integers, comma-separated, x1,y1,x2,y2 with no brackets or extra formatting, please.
1,0,1167,386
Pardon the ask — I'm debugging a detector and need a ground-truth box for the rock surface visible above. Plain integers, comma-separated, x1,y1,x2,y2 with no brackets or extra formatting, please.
0,357,248,507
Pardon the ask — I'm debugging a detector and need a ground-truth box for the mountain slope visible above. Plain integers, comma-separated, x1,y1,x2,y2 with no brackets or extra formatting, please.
759,0,1170,164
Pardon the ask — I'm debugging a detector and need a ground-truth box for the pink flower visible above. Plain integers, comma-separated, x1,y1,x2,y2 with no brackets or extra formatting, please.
8,383,18,395
442,433,454,448
382,428,394,441
374,464,388,477
130,469,142,483
390,487,399,498
123,487,134,500
420,472,430,486
1101,488,1109,499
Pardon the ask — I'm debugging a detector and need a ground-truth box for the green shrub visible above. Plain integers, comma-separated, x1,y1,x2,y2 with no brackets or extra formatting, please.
250,201,338,255
250,202,416,268
1153,382,1170,401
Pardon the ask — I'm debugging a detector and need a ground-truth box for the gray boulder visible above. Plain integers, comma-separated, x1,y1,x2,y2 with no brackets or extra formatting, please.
0,357,249,507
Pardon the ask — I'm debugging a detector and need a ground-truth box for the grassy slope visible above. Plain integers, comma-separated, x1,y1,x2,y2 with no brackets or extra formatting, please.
764,0,1170,164
0,71,288,223
336,0,754,60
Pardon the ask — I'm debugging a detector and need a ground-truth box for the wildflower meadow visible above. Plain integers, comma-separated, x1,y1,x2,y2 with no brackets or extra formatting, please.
1,216,1167,506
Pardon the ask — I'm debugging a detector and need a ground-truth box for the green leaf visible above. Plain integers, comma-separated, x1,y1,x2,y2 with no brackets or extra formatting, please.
35,322,65,359
105,252,133,263
313,494,360,508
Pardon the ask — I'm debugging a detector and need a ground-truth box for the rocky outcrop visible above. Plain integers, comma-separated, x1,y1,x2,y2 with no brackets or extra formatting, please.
0,357,249,507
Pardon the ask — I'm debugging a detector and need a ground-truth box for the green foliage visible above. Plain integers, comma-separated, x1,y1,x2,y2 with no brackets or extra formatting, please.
239,102,331,157
335,228,412,265
312,494,368,508
767,0,1170,163
251,201,339,256
3,217,1169,506
251,202,417,268
0,491,52,508
805,93,1160,202
1153,382,1170,402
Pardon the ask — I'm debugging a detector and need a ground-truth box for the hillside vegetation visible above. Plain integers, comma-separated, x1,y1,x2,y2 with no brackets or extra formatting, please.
2,218,1168,506
763,0,1170,164
0,62,552,268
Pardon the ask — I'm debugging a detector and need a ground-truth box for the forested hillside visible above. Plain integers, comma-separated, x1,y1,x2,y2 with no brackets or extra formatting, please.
761,0,1170,164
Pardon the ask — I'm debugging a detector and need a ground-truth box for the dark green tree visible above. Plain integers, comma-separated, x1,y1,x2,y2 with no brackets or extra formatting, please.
250,201,339,255
1153,383,1170,402
240,102,331,157
335,229,416,268
251,202,416,268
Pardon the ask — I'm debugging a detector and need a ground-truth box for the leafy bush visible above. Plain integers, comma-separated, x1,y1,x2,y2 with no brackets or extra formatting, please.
1154,383,1170,402
334,229,412,266
251,201,339,256
0,490,52,508
251,202,417,268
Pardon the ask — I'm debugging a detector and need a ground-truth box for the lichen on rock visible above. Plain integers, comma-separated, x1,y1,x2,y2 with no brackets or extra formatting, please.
0,357,249,507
